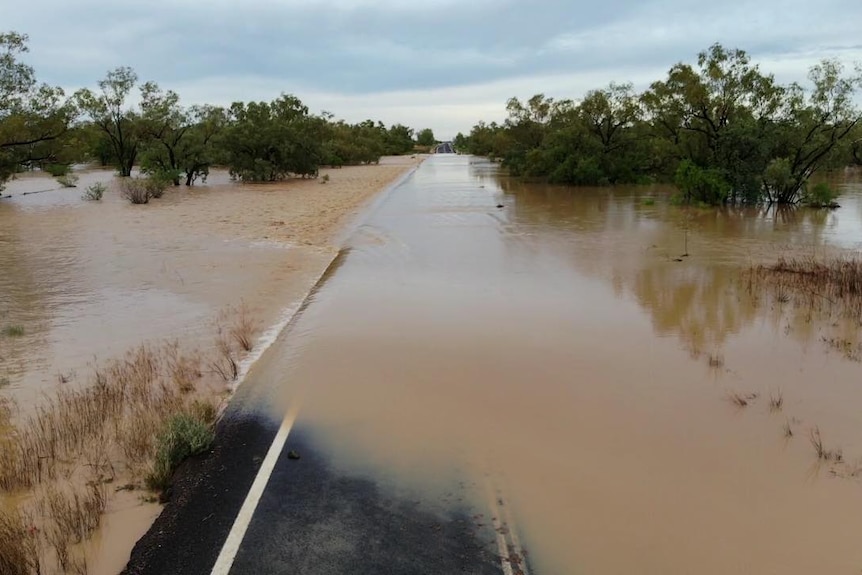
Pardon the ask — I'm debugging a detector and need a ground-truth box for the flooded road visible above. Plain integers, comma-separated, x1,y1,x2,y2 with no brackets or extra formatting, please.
261,156,862,574
0,159,418,573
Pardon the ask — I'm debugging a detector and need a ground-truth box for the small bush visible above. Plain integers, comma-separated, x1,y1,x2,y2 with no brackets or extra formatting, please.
56,174,79,188
120,176,169,204
145,412,214,491
145,173,173,199
44,164,69,177
120,178,150,204
81,182,106,201
320,174,330,184
804,182,839,208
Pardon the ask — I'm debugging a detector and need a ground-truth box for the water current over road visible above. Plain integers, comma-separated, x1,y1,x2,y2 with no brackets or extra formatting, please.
229,155,862,574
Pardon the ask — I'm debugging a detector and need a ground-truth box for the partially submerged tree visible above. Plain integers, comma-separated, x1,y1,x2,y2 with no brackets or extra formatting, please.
460,43,862,205
139,81,188,184
764,60,862,204
0,32,73,188
74,67,143,177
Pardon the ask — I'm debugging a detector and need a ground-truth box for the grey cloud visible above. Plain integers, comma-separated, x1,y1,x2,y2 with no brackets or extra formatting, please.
4,0,862,135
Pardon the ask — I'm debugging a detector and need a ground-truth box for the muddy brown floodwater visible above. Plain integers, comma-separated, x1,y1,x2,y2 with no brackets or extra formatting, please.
0,157,420,574
258,156,862,574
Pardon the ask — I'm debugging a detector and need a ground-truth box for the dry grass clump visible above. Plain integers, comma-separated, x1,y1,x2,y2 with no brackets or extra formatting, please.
229,302,257,352
768,257,862,296
0,483,105,574
727,392,757,408
119,176,169,205
0,304,260,570
768,389,784,412
38,483,105,572
0,508,40,575
809,426,843,463
210,304,259,382
747,256,862,315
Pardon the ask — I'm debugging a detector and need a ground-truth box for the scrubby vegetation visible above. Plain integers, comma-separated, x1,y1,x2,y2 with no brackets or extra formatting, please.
1,31,426,193
0,305,258,572
55,173,78,188
456,44,862,206
81,182,105,201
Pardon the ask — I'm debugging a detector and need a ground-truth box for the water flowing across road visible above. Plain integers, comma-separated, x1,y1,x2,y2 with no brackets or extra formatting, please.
132,155,862,574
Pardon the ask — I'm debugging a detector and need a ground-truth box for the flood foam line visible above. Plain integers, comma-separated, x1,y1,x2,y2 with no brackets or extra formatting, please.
210,404,299,575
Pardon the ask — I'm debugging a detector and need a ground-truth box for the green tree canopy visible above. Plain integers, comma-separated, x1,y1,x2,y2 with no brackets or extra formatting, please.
1,32,73,187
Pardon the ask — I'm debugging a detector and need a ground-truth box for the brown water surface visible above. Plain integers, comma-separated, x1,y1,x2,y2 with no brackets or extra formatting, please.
262,157,862,574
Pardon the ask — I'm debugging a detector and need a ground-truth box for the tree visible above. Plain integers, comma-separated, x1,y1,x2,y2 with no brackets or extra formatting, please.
384,124,414,155
764,60,862,203
139,81,188,184
74,67,143,177
416,128,436,147
641,44,784,202
1,32,73,188
179,105,226,185
577,83,645,182
220,94,321,181
453,132,468,151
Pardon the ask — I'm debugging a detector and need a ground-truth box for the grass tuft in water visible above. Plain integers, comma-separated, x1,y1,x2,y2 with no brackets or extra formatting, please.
0,508,40,575
809,426,843,462
769,389,784,412
2,325,25,338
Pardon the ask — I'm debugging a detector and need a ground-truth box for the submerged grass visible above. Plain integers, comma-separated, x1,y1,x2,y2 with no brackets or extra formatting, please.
0,304,257,570
768,389,784,412
2,325,25,338
727,392,757,408
747,256,862,316
809,426,843,463
0,508,40,575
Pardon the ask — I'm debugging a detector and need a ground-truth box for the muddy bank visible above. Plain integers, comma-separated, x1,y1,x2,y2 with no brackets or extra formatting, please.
0,156,422,573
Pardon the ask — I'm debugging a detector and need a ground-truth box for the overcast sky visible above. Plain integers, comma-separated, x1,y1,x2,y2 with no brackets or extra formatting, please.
5,0,862,138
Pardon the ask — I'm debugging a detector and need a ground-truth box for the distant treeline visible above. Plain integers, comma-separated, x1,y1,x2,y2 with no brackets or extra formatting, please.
454,44,862,206
0,31,438,188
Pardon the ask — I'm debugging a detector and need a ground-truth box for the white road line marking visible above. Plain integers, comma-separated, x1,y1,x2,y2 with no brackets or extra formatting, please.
485,479,515,575
499,492,530,575
211,405,299,575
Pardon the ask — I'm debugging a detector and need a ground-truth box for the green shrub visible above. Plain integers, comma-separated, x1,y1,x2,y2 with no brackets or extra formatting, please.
673,160,730,205
804,182,839,208
143,172,175,198
56,173,79,188
44,164,69,177
145,411,214,491
81,182,106,201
